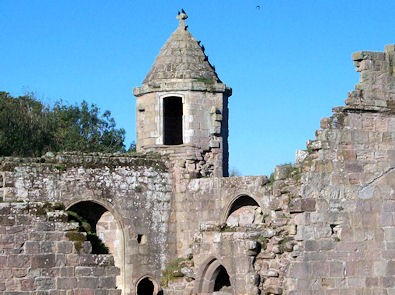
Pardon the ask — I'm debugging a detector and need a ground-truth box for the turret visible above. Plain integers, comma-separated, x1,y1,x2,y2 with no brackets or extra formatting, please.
133,11,232,177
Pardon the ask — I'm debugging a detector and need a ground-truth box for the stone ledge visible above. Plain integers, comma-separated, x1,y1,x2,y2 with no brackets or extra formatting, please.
133,81,232,96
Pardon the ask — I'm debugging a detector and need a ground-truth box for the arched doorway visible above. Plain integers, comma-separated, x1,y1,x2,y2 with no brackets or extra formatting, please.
163,96,183,145
195,258,233,294
214,265,231,292
225,195,263,227
67,201,125,293
136,276,159,295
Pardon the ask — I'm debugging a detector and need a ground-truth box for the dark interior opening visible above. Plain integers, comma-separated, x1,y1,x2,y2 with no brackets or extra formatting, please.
164,96,183,145
68,201,107,231
137,277,154,295
214,265,231,291
67,201,110,254
227,195,259,217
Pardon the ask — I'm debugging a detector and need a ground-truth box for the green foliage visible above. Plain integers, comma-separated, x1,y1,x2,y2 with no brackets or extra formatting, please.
66,210,108,254
54,165,67,171
194,77,214,85
127,142,136,153
134,185,143,193
267,172,275,184
86,232,109,254
51,100,125,153
65,231,86,252
257,235,268,250
0,92,54,156
160,258,187,287
0,91,126,157
53,202,65,210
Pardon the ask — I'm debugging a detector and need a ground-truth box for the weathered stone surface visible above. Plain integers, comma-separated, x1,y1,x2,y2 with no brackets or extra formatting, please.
1,11,394,295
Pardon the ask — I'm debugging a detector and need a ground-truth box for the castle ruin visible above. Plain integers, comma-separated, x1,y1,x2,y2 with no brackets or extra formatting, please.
1,12,394,295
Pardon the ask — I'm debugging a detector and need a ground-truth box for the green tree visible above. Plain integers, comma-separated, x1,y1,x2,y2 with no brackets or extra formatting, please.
0,92,54,156
0,91,126,156
51,100,126,153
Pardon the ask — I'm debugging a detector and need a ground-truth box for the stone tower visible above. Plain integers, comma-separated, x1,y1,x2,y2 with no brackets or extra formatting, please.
133,12,232,177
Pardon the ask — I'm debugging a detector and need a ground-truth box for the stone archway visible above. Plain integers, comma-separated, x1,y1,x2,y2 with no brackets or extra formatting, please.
66,200,125,293
136,276,160,295
194,258,232,294
224,195,263,227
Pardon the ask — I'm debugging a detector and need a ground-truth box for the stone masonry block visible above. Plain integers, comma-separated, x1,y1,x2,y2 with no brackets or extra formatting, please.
288,263,311,279
7,255,30,268
384,228,395,241
31,254,55,268
387,261,395,276
77,277,98,289
289,198,316,213
74,289,94,295
99,277,116,289
56,277,77,290
35,277,56,290
329,262,345,277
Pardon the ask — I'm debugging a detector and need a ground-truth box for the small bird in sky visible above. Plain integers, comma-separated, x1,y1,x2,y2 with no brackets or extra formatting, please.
181,8,186,14
256,5,261,9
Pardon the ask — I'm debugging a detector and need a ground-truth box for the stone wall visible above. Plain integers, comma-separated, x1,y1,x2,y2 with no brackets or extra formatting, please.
1,44,394,295
0,201,120,295
167,168,311,294
285,45,395,293
163,44,395,295
0,152,173,295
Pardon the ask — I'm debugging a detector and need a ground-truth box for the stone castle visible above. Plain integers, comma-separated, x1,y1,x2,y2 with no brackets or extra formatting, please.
1,12,394,295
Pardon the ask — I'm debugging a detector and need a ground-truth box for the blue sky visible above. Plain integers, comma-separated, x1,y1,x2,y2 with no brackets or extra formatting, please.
1,1,394,176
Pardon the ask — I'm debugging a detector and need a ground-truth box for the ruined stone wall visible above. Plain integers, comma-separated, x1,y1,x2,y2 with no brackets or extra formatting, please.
0,152,174,295
285,45,395,293
166,171,311,294
0,201,120,295
165,45,395,295
2,43,394,295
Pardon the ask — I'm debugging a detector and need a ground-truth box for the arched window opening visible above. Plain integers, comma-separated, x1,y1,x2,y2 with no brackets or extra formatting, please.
163,96,183,145
214,265,231,292
68,201,109,254
136,277,154,295
226,195,263,227
67,201,124,292
195,259,233,294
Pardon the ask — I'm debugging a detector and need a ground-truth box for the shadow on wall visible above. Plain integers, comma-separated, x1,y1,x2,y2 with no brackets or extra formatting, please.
225,195,264,227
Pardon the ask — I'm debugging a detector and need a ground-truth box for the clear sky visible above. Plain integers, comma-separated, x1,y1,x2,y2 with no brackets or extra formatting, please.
1,1,394,176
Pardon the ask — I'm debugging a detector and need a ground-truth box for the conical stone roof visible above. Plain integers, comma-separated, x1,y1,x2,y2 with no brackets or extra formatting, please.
142,13,220,85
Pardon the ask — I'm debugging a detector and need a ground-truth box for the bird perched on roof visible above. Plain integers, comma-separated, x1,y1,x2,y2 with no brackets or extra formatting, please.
197,41,201,45
201,45,205,52
181,8,186,14
178,10,180,15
